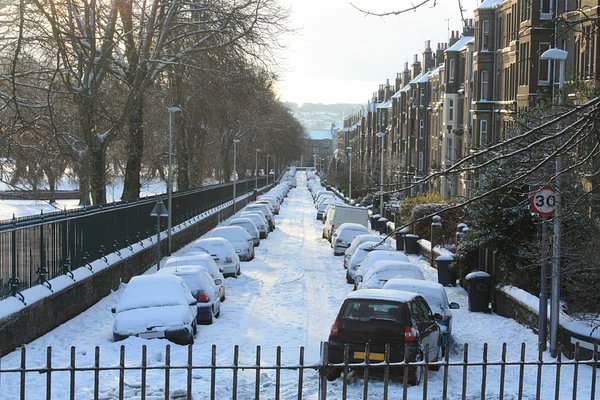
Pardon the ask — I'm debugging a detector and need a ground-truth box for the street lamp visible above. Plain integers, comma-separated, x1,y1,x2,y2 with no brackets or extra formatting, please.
346,146,352,203
166,105,182,255
376,132,386,215
233,139,240,212
255,148,261,190
266,154,270,186
540,47,568,357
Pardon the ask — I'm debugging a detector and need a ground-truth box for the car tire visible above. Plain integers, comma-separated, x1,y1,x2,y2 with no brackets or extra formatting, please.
346,272,353,284
406,353,423,386
236,267,241,276
323,366,341,381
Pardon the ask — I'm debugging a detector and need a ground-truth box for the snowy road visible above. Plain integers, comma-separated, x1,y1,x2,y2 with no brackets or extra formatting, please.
1,172,597,399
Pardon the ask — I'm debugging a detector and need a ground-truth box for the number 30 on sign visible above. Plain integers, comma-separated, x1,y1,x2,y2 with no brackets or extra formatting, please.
530,186,558,216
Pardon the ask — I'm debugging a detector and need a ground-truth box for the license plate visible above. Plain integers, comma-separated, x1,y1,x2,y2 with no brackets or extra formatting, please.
138,331,164,339
353,351,385,361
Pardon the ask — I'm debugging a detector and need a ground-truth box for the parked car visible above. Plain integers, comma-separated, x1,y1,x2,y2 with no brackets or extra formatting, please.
239,211,269,239
323,204,368,241
355,261,425,290
325,289,441,384
316,197,342,221
190,238,241,278
346,242,395,284
164,253,226,301
331,223,370,255
244,203,275,231
257,196,280,214
112,274,197,345
383,278,459,352
350,250,410,284
229,217,260,246
158,266,221,324
208,226,254,261
344,234,391,268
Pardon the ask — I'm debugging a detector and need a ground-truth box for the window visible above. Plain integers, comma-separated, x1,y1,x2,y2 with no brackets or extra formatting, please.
480,70,489,100
449,59,455,83
419,120,424,138
481,20,490,50
418,151,424,171
540,0,552,19
448,99,454,122
480,120,488,148
538,43,550,85
446,137,453,160
420,88,425,107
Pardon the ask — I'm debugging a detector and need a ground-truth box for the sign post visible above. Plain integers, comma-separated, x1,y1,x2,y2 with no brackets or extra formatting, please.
150,200,169,271
530,186,557,353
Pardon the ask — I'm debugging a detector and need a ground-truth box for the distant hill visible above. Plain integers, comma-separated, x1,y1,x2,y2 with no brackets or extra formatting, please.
286,102,364,132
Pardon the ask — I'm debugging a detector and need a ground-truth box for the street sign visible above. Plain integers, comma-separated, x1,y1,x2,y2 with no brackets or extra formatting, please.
150,200,169,217
530,186,558,216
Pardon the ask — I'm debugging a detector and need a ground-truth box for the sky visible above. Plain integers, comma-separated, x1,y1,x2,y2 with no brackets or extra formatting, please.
1,171,597,399
276,0,480,105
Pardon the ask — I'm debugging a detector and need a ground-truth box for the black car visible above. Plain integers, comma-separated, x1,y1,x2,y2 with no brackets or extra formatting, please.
324,289,442,384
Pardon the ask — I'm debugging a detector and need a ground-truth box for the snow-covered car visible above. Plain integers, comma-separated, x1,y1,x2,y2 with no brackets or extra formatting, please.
190,238,241,278
330,223,370,255
344,234,391,268
228,217,260,246
346,242,395,284
324,289,441,383
208,226,254,261
244,203,275,231
383,278,459,352
158,265,221,325
350,250,410,284
164,253,226,300
239,211,269,239
355,261,425,290
112,274,197,345
257,196,280,214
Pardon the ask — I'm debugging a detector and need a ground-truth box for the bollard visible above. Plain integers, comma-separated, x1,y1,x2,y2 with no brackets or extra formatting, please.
404,234,419,254
430,215,443,266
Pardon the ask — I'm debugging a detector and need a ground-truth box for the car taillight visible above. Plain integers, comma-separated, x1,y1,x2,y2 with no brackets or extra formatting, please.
330,320,340,337
404,326,418,342
225,257,233,264
196,292,210,302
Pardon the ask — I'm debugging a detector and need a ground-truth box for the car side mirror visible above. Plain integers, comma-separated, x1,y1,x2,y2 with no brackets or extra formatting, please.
111,307,116,314
355,275,363,283
190,301,197,306
433,313,443,321
449,302,460,310
214,279,223,286
219,267,224,272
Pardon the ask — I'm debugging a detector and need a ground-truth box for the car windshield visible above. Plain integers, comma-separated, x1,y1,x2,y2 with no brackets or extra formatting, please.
342,300,409,324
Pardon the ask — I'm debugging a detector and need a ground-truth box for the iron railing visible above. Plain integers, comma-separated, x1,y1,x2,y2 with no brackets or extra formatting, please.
0,178,267,300
0,342,598,400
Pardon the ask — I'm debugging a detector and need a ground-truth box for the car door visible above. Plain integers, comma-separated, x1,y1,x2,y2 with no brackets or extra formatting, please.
409,297,440,361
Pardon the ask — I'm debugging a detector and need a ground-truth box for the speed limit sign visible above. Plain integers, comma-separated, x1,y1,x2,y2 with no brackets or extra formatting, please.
530,186,558,216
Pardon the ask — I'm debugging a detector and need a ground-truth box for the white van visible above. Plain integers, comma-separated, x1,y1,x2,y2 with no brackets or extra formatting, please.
322,204,369,242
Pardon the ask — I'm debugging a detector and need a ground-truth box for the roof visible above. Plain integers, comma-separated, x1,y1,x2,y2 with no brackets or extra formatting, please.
345,288,419,303
446,36,474,52
416,70,431,84
377,98,393,109
307,130,332,140
478,0,504,9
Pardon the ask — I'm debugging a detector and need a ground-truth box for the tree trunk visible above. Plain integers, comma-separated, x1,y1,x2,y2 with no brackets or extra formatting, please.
121,100,144,200
88,137,107,205
77,151,92,206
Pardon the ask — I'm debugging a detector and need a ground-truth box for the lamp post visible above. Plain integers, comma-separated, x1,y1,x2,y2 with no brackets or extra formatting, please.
540,47,568,357
266,154,270,186
376,132,386,215
346,146,352,203
166,106,181,255
255,148,261,190
233,139,240,212
150,200,169,270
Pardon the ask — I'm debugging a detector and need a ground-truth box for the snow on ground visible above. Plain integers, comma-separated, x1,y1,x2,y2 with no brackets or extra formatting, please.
0,172,598,399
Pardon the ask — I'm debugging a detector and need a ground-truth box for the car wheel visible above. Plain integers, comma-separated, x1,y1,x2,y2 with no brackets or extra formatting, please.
346,272,353,284
405,353,423,386
323,366,341,381
236,266,241,276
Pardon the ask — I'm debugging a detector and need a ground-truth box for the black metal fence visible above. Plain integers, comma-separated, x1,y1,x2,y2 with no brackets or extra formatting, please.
0,342,598,399
0,178,266,300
